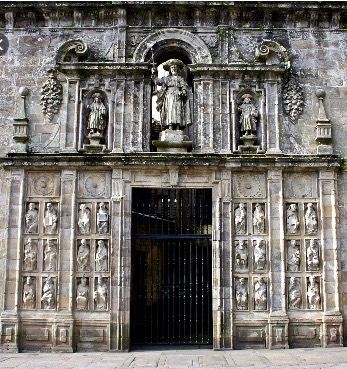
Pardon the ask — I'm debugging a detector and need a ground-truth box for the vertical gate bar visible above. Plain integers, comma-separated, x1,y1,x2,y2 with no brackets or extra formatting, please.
183,239,187,343
189,238,192,343
201,240,205,343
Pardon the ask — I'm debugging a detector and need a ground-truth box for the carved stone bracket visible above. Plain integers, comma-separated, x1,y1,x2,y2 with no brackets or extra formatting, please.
56,39,89,64
282,69,304,124
315,89,332,155
40,68,63,122
255,40,290,69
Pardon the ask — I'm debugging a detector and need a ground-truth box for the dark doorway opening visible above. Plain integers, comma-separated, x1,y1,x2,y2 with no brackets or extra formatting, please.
131,188,213,346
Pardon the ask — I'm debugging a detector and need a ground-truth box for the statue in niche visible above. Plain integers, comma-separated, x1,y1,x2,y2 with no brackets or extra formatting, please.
253,203,265,234
97,202,109,234
87,93,107,135
43,202,58,234
288,277,302,309
41,277,55,309
306,239,319,271
78,204,91,234
76,276,89,310
286,203,299,234
25,203,38,233
254,277,267,310
44,239,57,272
238,94,258,136
77,239,90,271
236,277,248,310
235,203,247,235
287,240,300,272
95,240,108,271
305,203,318,234
23,276,35,309
235,240,248,270
23,238,37,271
307,275,320,309
254,239,266,270
94,277,108,310
151,59,192,131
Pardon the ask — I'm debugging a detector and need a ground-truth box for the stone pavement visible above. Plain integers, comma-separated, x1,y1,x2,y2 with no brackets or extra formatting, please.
1,347,347,369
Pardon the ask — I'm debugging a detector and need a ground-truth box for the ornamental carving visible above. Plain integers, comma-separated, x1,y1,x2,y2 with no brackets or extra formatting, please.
28,173,58,197
23,276,35,309
40,68,63,122
282,70,304,124
79,172,109,198
283,173,317,199
288,277,302,309
233,173,265,198
307,275,321,310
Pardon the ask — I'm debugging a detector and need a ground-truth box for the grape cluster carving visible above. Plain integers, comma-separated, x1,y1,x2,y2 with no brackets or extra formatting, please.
40,68,63,122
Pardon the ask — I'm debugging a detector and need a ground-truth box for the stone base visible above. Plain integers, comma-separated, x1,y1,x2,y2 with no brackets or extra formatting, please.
81,144,108,154
152,129,192,153
317,144,333,155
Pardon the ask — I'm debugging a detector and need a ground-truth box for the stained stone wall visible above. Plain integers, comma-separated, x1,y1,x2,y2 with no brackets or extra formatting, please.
0,1,347,352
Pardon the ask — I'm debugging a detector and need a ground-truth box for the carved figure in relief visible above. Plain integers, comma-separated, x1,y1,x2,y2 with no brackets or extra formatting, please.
41,277,55,309
288,277,302,309
23,276,35,309
94,277,108,310
287,240,300,272
254,240,266,270
77,239,90,271
253,203,265,234
286,203,299,234
95,240,108,271
236,277,248,310
307,275,320,309
97,202,109,234
25,203,38,233
152,59,192,131
87,93,107,135
78,204,91,234
254,277,267,310
307,239,319,271
43,202,58,234
44,239,57,271
305,203,318,234
23,238,37,271
76,276,89,310
235,240,248,270
238,94,258,136
235,203,247,235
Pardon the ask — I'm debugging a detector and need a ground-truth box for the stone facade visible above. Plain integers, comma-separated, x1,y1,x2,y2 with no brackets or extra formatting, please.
0,1,346,352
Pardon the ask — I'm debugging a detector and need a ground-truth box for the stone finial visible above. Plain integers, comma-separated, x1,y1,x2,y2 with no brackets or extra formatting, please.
12,87,29,152
315,88,332,155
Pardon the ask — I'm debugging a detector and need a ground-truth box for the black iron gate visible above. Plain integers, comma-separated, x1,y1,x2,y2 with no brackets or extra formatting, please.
131,188,213,345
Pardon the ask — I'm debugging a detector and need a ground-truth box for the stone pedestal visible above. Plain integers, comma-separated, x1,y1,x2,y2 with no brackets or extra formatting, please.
81,133,108,153
238,134,260,153
152,129,192,153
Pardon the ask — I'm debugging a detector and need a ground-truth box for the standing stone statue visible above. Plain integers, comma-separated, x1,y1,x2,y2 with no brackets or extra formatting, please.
97,202,109,234
43,202,58,234
78,204,91,234
254,277,267,310
41,277,55,309
307,275,320,309
77,239,90,271
23,276,35,309
76,276,89,310
95,240,108,271
152,59,192,131
253,239,266,270
288,277,302,309
306,239,319,271
25,203,38,233
253,203,265,234
235,240,248,270
235,203,247,235
87,93,107,135
287,240,300,272
44,239,57,271
23,238,37,271
238,94,258,136
305,203,318,234
94,277,108,310
236,277,248,310
286,203,299,234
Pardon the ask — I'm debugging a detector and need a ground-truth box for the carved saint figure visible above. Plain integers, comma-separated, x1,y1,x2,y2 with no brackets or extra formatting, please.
288,277,302,309
306,239,319,271
235,240,248,270
44,239,57,271
23,238,37,271
287,240,300,272
235,203,247,235
236,277,248,310
95,240,108,271
77,239,90,271
94,277,108,310
305,203,318,234
238,94,258,136
41,277,55,309
25,202,38,233
254,277,267,310
97,202,109,234
253,203,265,234
78,204,91,234
23,276,35,309
152,59,192,131
76,276,89,310
286,203,299,234
87,93,107,135
254,239,266,270
307,275,320,309
43,202,58,234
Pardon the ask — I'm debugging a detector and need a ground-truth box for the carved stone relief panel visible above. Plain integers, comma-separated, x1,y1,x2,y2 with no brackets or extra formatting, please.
43,202,59,234
253,239,267,271
76,276,89,310
288,277,302,309
41,276,56,309
22,276,36,309
306,239,320,272
304,203,318,235
233,173,266,199
234,203,247,235
235,277,249,310
24,202,39,234
252,203,265,234
234,240,248,271
77,203,91,234
307,276,321,310
287,240,301,272
94,277,108,310
286,203,300,234
254,277,267,310
43,239,58,272
23,238,38,272
283,172,318,199
96,202,109,235
26,172,60,198
95,239,109,272
78,172,111,198
76,239,90,272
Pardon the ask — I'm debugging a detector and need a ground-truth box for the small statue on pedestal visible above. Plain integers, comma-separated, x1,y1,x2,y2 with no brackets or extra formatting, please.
239,94,258,136
87,93,107,135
